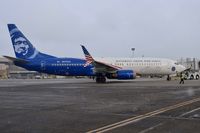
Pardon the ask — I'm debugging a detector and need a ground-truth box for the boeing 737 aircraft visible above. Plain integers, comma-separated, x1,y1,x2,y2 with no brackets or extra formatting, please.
4,24,186,83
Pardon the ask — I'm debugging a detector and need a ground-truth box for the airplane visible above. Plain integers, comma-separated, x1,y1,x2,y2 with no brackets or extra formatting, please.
81,46,186,80
4,24,186,83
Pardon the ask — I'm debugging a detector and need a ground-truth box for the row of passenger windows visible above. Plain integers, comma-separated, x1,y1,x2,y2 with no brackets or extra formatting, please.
51,64,90,66
51,63,161,67
114,63,161,67
116,60,161,63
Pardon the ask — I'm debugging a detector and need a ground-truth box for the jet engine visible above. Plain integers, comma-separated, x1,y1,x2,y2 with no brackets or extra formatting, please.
106,70,136,80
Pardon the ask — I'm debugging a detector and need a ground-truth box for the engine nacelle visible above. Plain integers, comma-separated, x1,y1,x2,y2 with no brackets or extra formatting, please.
106,70,136,80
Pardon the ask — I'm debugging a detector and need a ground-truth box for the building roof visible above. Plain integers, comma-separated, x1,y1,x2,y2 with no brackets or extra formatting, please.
0,57,10,63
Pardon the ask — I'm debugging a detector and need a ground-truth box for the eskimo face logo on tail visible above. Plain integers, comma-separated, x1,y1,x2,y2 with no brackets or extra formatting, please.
14,37,29,55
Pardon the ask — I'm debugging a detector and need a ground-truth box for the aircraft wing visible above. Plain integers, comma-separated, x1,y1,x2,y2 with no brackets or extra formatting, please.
81,45,121,73
92,60,122,73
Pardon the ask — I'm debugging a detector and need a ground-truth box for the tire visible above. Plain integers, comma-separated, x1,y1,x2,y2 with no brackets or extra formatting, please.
190,75,194,80
96,76,106,83
196,75,199,80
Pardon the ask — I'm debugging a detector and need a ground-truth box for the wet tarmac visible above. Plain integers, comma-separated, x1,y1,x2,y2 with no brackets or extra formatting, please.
0,78,199,133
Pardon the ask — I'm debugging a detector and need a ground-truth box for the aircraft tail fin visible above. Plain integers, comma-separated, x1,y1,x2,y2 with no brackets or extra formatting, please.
81,45,94,67
7,24,56,60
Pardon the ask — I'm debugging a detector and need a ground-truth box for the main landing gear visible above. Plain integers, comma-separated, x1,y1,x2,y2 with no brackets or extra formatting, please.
96,76,106,83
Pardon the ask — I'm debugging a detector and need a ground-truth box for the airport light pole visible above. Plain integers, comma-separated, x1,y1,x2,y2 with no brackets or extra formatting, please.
131,48,135,58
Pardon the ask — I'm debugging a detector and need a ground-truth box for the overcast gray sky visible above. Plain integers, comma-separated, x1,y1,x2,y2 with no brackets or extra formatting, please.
0,0,200,59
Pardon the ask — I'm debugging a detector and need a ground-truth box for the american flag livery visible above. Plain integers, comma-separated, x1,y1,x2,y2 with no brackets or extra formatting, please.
81,45,94,67
84,54,94,67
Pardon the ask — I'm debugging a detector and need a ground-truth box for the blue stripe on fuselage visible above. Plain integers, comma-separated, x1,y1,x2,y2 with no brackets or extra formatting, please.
14,57,95,76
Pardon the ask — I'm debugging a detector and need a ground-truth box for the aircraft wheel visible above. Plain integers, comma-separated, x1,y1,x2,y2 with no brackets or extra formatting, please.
167,75,171,81
196,75,199,80
190,75,194,80
96,76,106,83
101,76,106,83
96,77,100,83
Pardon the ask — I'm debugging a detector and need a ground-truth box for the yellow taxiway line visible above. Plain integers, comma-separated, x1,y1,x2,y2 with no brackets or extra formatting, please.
87,97,200,133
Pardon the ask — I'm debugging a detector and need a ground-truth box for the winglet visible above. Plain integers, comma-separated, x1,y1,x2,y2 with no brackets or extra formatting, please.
81,45,94,67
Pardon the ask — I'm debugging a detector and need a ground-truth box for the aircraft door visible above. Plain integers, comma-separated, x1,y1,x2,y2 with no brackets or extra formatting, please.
41,61,46,71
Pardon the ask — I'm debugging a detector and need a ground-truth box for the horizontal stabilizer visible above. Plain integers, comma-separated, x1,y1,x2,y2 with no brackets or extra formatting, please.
3,55,29,63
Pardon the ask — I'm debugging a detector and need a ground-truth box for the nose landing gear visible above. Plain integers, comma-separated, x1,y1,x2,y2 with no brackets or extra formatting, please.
167,75,171,81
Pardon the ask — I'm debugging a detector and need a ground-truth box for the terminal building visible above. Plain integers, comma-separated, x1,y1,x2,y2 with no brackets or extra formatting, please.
0,57,39,79
0,58,9,79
